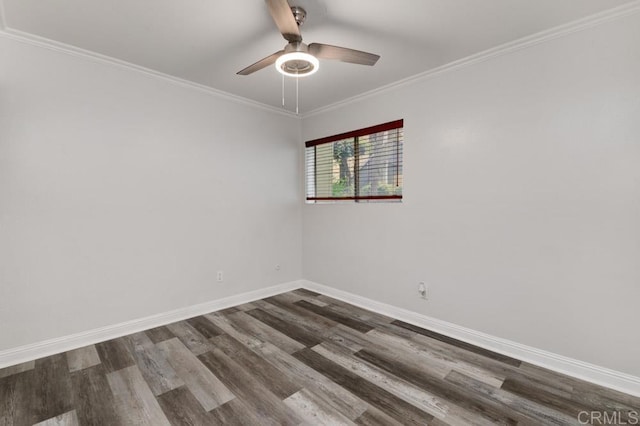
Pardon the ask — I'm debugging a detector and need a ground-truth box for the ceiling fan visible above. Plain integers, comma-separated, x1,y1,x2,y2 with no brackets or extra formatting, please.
237,0,380,77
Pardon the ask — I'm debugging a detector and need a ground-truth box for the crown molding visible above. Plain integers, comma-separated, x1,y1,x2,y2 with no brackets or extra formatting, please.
0,26,299,119
303,0,640,118
1,1,639,119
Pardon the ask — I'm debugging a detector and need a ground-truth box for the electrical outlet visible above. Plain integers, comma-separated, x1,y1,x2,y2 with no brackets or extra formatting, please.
217,271,224,282
418,282,428,299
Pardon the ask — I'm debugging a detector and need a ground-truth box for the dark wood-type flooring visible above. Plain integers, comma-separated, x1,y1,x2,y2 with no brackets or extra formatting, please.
1,289,638,425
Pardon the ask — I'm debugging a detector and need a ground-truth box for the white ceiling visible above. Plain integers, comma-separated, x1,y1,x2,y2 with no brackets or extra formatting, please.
1,0,635,113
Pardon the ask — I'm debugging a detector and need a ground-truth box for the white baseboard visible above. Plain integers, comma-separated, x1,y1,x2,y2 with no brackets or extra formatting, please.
301,280,640,398
3,278,639,398
0,280,302,369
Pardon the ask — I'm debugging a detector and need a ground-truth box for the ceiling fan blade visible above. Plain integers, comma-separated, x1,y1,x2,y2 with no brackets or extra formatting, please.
308,43,380,66
237,50,284,75
265,0,301,42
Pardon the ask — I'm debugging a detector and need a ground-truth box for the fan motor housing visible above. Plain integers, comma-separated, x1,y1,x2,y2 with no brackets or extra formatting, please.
279,58,315,75
277,42,318,76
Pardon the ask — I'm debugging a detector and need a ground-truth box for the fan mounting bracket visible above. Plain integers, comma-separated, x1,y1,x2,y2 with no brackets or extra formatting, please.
291,6,307,26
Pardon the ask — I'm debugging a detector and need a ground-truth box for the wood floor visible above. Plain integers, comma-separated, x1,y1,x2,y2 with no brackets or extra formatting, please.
1,289,638,425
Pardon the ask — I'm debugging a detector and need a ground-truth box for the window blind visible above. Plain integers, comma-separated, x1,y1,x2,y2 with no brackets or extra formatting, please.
305,120,403,202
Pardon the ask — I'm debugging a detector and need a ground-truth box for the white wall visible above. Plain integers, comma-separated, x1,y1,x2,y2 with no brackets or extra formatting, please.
1,10,639,382
0,35,302,351
302,13,640,377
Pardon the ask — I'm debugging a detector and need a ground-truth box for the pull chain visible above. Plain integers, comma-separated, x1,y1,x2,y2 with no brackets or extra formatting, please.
280,74,301,114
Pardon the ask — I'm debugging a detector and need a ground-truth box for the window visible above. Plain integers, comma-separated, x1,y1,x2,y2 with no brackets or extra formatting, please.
305,120,403,202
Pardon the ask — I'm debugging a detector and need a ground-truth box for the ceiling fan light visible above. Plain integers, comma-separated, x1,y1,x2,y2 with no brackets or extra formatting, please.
275,52,319,77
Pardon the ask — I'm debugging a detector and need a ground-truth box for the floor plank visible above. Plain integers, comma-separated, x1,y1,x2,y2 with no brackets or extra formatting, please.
156,337,234,411
283,290,329,307
291,288,322,298
245,308,324,347
209,398,265,425
185,316,225,339
253,298,333,334
204,310,269,351
66,345,101,373
354,348,522,424
32,410,79,426
284,388,357,425
293,347,436,425
217,329,368,421
211,333,302,399
0,360,35,379
156,386,218,426
354,407,404,426
144,326,175,344
165,321,215,356
32,353,75,424
70,364,121,426
295,299,375,333
95,338,136,373
106,365,171,426
227,310,305,354
263,295,339,330
445,370,579,425
122,332,184,396
322,324,367,352
198,349,301,426
313,341,450,420
392,320,522,367
0,369,37,426
367,327,507,387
